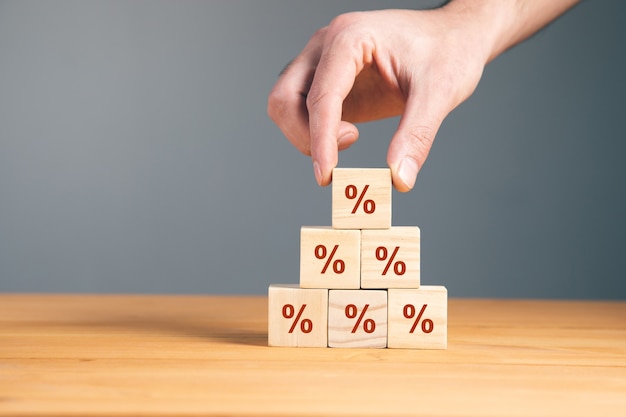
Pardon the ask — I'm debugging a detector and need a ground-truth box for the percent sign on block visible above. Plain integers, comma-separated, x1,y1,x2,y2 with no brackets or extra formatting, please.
403,303,433,334
345,184,375,214
268,284,328,347
332,168,391,229
282,303,313,334
361,227,420,289
345,303,376,333
328,289,387,348
300,227,361,289
387,287,447,349
315,244,345,274
376,246,406,276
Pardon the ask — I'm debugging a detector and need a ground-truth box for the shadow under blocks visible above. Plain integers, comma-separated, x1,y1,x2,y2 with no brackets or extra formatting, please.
269,168,447,349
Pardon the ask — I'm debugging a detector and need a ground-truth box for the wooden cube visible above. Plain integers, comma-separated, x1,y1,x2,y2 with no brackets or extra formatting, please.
387,286,447,349
332,168,391,229
268,284,328,347
328,289,387,348
300,227,360,289
361,227,420,289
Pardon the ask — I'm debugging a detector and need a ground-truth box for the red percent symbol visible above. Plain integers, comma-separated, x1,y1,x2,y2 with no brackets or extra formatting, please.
314,244,345,274
282,304,313,334
345,303,376,333
345,184,375,214
375,246,406,276
403,303,433,334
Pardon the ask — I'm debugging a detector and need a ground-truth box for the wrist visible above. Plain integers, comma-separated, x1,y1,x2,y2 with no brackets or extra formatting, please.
442,0,580,63
441,0,517,64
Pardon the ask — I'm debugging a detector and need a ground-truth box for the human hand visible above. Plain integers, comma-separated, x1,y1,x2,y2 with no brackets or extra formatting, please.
268,6,490,191
268,1,579,191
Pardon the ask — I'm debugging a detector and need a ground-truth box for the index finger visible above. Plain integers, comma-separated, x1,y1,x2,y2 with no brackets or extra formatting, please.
306,24,372,186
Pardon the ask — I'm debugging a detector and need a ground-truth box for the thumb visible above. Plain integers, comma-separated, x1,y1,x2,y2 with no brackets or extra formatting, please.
387,94,445,192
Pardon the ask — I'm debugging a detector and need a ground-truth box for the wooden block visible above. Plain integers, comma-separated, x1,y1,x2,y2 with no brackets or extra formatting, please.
328,289,387,348
300,227,360,289
332,168,391,229
387,286,447,349
361,227,420,289
268,284,328,347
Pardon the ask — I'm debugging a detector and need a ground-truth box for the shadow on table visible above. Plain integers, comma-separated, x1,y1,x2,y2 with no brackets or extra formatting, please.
44,296,269,347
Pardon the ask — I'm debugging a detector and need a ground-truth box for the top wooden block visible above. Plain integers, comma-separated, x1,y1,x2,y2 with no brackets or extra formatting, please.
332,168,392,229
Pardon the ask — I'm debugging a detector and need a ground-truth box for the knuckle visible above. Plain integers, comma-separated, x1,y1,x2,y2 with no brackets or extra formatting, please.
304,87,325,111
310,26,328,43
305,88,344,120
327,12,358,34
267,86,289,123
326,12,373,52
405,124,436,157
267,88,312,157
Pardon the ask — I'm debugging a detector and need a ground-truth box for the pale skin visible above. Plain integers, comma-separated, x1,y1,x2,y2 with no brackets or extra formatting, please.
268,0,580,191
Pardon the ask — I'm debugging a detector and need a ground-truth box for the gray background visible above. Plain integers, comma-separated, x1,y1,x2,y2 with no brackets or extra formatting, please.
1,1,624,299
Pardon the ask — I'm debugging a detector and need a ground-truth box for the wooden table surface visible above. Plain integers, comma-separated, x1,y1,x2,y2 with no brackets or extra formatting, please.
0,294,624,416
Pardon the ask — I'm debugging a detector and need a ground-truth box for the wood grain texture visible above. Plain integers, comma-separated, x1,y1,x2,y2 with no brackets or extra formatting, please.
268,284,328,347
388,286,447,349
300,226,361,289
328,289,388,348
332,168,391,229
361,227,420,289
1,294,625,416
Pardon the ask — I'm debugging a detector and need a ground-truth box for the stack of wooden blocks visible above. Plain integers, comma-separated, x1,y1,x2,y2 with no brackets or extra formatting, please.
269,168,447,349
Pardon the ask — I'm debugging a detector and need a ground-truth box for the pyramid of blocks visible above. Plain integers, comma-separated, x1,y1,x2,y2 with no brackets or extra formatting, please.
268,168,447,349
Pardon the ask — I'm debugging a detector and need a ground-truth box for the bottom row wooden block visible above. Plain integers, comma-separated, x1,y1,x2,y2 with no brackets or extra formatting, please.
268,284,447,349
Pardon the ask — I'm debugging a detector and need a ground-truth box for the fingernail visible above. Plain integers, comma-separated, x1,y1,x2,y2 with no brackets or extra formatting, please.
313,160,323,186
397,157,419,190
337,131,355,148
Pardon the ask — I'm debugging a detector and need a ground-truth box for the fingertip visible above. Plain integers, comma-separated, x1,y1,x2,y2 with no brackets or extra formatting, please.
389,156,419,192
313,160,334,186
337,122,359,151
313,160,323,186
311,130,339,187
